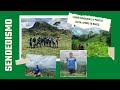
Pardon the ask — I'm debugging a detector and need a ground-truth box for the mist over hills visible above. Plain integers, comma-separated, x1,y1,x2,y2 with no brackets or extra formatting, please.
72,26,101,36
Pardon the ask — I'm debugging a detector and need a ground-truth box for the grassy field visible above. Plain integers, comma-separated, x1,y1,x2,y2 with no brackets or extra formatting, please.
22,33,72,58
72,35,109,57
60,71,86,77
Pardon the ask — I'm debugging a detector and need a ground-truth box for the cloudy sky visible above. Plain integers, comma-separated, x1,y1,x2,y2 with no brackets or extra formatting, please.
72,26,101,36
21,17,101,36
26,54,56,68
21,18,72,30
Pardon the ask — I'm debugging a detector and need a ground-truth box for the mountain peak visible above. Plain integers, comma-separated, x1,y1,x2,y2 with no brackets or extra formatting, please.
32,21,49,28
26,21,61,33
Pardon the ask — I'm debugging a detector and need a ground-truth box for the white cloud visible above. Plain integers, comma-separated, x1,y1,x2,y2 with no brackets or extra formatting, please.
48,18,72,30
21,18,72,30
21,18,36,28
72,26,101,36
26,54,56,68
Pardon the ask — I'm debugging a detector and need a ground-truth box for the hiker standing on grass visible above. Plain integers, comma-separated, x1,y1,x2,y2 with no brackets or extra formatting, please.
46,37,49,47
56,36,60,48
52,38,56,48
41,37,44,47
33,37,36,48
65,52,77,75
37,37,42,47
43,36,47,47
78,43,84,50
29,37,32,48
48,37,52,47
51,37,54,48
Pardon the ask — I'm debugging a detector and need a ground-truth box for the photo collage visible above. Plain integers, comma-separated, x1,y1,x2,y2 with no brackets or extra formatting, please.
20,15,111,78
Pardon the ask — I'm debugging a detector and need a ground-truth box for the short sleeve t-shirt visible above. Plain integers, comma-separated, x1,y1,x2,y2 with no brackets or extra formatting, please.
66,57,76,69
35,68,40,73
38,37,41,42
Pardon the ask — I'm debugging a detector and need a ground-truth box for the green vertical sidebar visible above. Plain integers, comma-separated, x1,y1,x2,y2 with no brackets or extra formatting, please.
0,12,25,79
0,12,5,78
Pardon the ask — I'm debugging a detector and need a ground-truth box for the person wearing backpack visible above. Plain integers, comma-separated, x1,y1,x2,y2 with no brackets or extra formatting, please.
37,37,42,47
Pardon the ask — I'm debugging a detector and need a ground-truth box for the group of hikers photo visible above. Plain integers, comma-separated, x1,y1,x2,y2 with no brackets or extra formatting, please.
29,35,60,48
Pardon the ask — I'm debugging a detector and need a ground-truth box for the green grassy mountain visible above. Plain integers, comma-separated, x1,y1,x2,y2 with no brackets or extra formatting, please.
72,30,111,57
29,21,59,32
22,21,72,57
22,21,71,36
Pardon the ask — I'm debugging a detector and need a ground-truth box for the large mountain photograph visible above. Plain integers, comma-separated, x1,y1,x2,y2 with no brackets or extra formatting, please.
21,17,72,57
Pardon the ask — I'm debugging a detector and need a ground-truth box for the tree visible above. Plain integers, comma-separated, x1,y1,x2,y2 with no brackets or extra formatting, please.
99,30,104,36
88,31,93,38
99,30,105,41
79,34,88,41
72,39,79,50
106,29,111,46
53,21,61,27
99,30,111,43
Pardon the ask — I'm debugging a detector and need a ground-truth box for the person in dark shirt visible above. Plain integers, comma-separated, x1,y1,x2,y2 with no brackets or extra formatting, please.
46,37,49,47
29,37,32,48
37,37,42,47
40,37,42,47
33,37,36,48
44,36,47,47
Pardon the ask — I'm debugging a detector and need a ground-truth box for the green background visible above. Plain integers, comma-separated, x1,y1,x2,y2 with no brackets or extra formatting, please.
0,11,119,79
